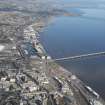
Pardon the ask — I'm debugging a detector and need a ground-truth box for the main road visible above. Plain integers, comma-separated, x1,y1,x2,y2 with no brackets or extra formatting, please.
53,51,105,61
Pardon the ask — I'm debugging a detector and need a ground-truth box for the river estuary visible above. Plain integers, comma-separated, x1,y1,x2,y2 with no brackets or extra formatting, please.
40,0,105,99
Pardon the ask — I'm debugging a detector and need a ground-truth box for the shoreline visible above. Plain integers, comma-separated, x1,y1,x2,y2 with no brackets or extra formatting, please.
30,25,105,103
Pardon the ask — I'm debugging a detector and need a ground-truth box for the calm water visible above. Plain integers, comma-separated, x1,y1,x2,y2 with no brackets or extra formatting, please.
40,0,105,99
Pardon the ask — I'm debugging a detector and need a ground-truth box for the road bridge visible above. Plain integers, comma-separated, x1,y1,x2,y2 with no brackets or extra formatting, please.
53,51,105,61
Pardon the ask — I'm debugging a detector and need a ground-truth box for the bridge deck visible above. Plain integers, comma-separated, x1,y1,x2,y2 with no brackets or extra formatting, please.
53,51,105,61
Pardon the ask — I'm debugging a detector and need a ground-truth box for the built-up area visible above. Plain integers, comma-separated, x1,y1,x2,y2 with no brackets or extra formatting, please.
0,24,104,105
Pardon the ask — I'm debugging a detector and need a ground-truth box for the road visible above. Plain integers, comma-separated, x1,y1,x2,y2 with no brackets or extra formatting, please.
54,51,105,61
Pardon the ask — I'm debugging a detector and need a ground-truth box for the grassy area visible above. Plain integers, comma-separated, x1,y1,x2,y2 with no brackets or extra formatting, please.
48,62,59,69
0,3,17,9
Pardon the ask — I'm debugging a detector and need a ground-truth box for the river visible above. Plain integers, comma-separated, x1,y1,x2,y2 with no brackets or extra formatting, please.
0,0,105,100
39,0,105,99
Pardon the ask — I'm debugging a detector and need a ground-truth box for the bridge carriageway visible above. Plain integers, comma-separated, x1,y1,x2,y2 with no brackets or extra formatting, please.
52,51,105,61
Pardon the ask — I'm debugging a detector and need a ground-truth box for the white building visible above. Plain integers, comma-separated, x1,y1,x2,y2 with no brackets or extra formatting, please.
10,78,16,83
22,81,39,92
0,45,5,52
62,82,70,93
38,73,49,85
